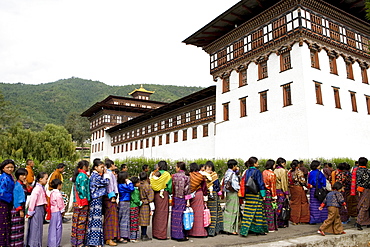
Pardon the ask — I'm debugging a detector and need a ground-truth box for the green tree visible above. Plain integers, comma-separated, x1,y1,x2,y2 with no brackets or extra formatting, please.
0,91,18,128
64,112,90,147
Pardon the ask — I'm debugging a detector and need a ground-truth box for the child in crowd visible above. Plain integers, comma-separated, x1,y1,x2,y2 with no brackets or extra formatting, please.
11,167,32,247
138,172,154,241
151,171,164,198
26,172,48,247
86,160,109,247
318,182,347,236
48,179,65,247
117,171,134,244
130,177,141,243
0,159,15,246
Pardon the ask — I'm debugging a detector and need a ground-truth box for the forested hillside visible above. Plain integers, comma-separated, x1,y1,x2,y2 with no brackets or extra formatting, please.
0,77,204,129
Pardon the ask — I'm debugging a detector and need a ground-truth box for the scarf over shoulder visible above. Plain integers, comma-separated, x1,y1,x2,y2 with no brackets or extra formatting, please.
206,172,218,189
190,172,205,193
150,170,171,192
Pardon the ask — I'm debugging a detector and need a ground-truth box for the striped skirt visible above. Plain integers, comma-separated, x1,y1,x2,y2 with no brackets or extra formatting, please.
207,191,224,236
26,205,45,247
139,204,150,226
263,190,277,231
289,185,310,224
10,208,25,247
103,197,119,241
152,191,169,240
240,193,268,236
223,192,239,234
357,188,370,226
71,204,89,247
188,190,207,237
48,211,62,247
86,197,104,246
0,201,11,246
309,188,328,224
171,197,186,240
118,201,130,239
130,207,139,240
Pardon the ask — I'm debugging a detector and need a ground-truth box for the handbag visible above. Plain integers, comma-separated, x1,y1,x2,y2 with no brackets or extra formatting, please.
183,206,194,230
225,173,236,192
203,205,211,227
314,172,328,202
278,198,291,221
246,169,258,194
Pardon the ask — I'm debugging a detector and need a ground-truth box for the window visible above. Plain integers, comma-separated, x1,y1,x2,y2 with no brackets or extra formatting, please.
126,143,129,151
135,141,138,150
185,112,190,122
329,22,340,41
282,83,292,107
168,118,173,127
350,92,357,112
206,105,213,117
223,102,229,121
161,120,165,130
233,39,244,58
192,127,197,139
154,123,158,131
239,97,247,117
203,124,208,137
239,69,247,87
333,87,341,109
222,76,230,93
252,30,263,49
183,129,187,141
272,16,287,39
329,56,338,75
310,50,320,69
260,91,268,112
315,82,323,105
140,140,143,149
166,134,170,144
195,109,201,120
258,61,268,80
361,67,368,84
217,49,227,66
146,138,149,148
174,132,178,143
366,95,370,115
346,61,354,80
280,51,291,71
311,14,322,34
346,30,356,48
158,135,162,146
130,142,133,151
176,115,182,125
101,142,104,151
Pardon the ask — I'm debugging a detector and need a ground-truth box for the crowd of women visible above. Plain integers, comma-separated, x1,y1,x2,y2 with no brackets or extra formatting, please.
0,156,368,247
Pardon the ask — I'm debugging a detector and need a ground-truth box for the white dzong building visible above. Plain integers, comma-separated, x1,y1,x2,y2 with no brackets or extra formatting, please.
84,0,369,161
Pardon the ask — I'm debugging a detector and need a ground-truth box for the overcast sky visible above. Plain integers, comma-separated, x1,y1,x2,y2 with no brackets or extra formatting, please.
0,0,239,87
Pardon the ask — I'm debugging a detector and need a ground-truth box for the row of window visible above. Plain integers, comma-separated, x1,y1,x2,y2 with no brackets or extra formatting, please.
91,142,104,153
90,114,133,129
222,49,368,94
222,81,370,120
211,7,368,70
91,129,105,141
112,100,153,108
112,124,210,154
110,104,215,144
315,82,370,113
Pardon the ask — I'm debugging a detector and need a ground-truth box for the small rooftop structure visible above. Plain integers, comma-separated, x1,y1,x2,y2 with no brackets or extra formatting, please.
129,85,155,100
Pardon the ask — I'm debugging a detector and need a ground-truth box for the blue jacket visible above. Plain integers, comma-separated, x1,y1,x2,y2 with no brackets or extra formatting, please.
90,171,109,199
244,167,266,197
13,181,26,209
308,169,326,189
118,182,134,201
0,173,15,203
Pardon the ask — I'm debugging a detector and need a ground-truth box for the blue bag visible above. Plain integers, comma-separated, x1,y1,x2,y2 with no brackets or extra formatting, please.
183,206,194,230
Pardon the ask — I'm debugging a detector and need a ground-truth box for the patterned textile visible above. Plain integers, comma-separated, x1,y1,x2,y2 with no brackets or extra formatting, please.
332,170,351,190
118,201,130,239
262,170,277,198
86,197,104,246
223,169,240,193
150,171,171,192
207,191,224,236
240,193,268,236
274,167,289,193
90,171,109,200
263,190,277,231
319,206,343,234
288,170,306,186
71,204,89,247
25,205,44,247
130,207,139,240
172,171,190,199
190,172,205,193
103,197,119,240
171,197,186,240
10,207,24,247
206,172,218,189
223,192,239,233
0,200,11,246
346,192,358,217
350,167,359,195
152,191,169,239
355,167,370,189
139,181,154,226
74,170,90,206
322,191,345,208
188,190,207,237
276,189,289,227
339,191,349,222
309,188,328,224
356,188,370,226
289,185,309,223
48,211,62,247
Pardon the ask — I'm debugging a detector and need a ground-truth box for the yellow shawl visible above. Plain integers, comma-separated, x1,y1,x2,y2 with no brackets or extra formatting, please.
206,172,218,189
150,171,171,192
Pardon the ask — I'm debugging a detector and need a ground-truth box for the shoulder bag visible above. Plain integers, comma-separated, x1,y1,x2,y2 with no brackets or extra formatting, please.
245,169,258,195
314,171,328,202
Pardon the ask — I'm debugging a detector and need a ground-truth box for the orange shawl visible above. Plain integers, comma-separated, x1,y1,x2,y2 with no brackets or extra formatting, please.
190,172,205,193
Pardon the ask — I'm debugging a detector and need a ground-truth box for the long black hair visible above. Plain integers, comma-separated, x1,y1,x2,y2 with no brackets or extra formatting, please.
72,160,89,183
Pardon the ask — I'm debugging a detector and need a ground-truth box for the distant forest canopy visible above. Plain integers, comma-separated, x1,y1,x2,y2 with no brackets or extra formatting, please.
0,77,204,130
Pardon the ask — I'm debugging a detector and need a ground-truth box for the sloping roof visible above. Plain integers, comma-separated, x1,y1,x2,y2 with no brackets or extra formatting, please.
107,86,215,133
183,0,368,48
129,85,155,95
